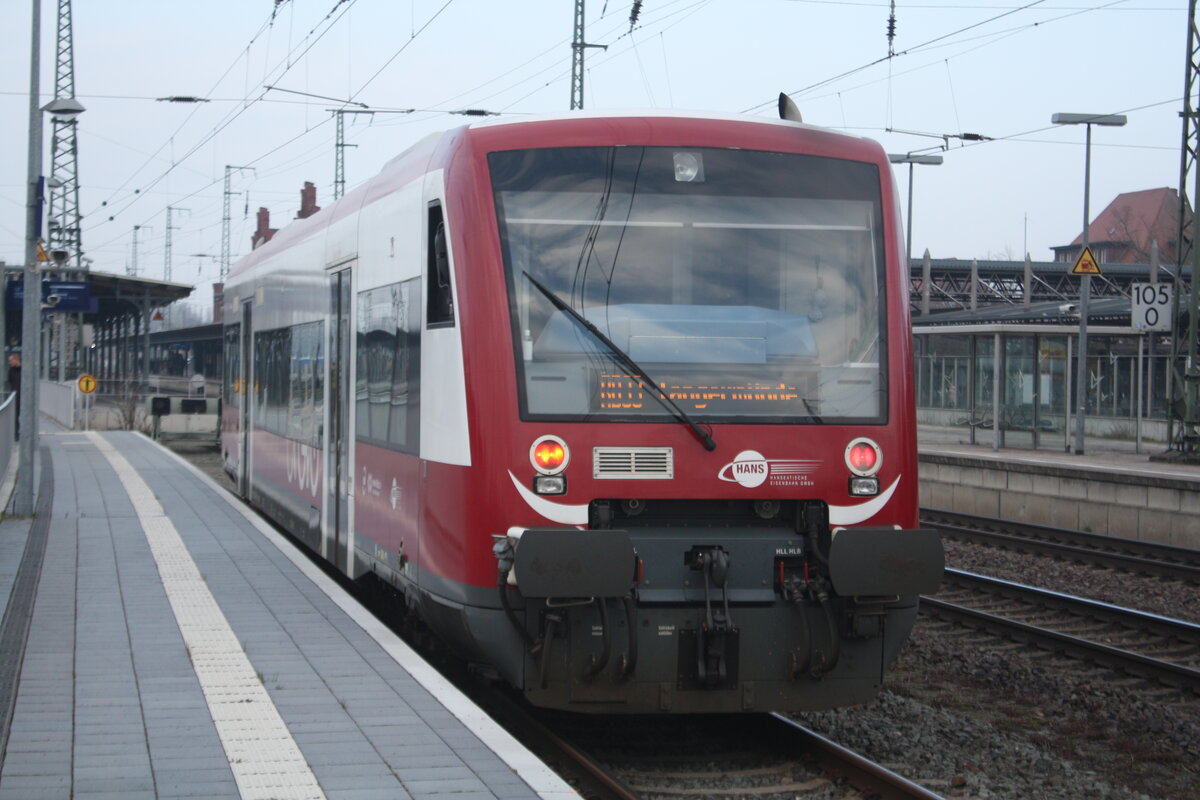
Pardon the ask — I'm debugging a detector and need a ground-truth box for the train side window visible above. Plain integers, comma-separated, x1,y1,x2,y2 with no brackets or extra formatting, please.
355,279,420,455
223,323,241,408
427,203,454,327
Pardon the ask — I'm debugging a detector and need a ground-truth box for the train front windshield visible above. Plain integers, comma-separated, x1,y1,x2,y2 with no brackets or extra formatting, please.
490,145,888,424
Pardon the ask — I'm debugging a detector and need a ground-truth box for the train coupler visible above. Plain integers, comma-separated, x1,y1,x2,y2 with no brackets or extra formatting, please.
690,547,737,689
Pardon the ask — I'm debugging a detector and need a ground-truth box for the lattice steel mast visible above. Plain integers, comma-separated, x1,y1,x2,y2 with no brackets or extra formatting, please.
570,0,606,110
1166,0,1200,458
130,224,143,277
163,205,188,282
45,0,85,272
331,109,376,200
334,111,348,199
221,166,253,283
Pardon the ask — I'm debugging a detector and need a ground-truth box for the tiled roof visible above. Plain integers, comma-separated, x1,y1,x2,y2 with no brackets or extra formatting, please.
1053,187,1191,263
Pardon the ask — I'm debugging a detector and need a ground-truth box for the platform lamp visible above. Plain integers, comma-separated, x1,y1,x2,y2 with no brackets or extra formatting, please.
15,0,44,517
888,153,943,266
1051,112,1127,455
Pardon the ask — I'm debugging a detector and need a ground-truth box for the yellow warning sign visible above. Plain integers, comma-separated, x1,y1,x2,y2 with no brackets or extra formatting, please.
36,241,49,262
77,374,97,394
1071,246,1102,276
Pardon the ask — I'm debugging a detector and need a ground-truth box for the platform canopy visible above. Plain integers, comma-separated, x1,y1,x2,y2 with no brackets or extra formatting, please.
84,270,193,320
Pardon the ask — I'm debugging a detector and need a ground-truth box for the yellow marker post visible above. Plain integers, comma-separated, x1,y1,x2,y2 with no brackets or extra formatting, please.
77,373,97,431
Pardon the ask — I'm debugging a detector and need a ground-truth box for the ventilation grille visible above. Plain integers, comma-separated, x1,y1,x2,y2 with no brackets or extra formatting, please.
593,447,674,479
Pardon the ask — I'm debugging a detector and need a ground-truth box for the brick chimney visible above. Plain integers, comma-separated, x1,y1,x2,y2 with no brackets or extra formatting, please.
297,181,321,220
251,207,277,250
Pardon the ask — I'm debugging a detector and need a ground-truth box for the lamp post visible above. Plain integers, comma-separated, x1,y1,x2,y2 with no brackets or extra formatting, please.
15,0,43,517
887,153,943,266
1051,112,1127,455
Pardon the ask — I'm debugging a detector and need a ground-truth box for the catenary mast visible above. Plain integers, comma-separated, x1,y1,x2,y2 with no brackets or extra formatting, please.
45,0,85,272
1164,0,1200,460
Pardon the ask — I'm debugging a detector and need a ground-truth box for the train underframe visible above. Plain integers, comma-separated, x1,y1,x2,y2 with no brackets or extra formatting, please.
406,499,943,714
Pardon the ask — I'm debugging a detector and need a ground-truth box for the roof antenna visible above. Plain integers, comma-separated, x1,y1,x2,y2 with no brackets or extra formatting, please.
778,92,803,123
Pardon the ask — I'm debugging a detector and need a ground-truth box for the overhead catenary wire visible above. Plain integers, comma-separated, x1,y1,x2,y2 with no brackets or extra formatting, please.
85,0,363,234
495,0,713,112
85,0,483,259
743,0,1059,113
62,0,1158,282
87,0,706,245
751,0,1137,150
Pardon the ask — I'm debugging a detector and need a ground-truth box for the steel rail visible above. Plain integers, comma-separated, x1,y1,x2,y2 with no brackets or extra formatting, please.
922,507,1200,584
470,687,641,800
923,569,1200,691
769,714,947,800
478,690,947,800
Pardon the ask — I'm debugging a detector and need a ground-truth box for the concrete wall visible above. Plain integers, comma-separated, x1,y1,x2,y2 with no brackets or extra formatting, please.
919,453,1200,549
40,379,77,429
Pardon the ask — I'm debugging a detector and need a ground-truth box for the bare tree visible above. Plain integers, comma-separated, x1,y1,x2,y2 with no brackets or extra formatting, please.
109,379,148,432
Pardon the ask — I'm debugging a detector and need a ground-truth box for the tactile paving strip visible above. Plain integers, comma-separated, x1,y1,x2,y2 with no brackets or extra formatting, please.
89,432,326,800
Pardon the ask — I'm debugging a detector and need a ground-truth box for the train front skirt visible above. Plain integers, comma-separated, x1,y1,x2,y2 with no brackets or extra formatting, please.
480,525,944,713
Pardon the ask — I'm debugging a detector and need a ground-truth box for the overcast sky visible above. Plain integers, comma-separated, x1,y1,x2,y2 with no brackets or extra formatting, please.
0,1,1186,318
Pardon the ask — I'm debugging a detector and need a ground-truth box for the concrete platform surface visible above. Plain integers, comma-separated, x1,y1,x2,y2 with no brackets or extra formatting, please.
0,429,577,800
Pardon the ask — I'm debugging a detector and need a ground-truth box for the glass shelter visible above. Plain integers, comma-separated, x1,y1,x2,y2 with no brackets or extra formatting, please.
913,324,1165,453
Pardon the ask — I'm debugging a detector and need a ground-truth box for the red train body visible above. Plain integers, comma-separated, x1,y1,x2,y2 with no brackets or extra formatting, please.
221,112,943,713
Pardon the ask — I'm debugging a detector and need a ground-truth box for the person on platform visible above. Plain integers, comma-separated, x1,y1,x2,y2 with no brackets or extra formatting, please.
7,353,19,439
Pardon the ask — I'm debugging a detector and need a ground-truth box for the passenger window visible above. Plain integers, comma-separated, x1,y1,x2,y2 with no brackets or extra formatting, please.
427,203,454,327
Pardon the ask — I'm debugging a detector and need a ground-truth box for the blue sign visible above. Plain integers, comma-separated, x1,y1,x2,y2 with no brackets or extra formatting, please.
5,277,96,313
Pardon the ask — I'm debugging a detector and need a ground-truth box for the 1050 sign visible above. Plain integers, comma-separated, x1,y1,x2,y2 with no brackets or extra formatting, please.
1131,282,1173,332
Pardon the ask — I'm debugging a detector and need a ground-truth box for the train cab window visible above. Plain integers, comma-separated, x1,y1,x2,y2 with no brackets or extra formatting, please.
491,146,888,425
427,203,454,327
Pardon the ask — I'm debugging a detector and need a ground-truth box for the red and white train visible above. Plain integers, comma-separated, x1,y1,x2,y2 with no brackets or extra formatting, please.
221,109,943,714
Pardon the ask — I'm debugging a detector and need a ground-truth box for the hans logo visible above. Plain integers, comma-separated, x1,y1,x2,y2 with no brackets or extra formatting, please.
717,450,820,489
718,450,770,488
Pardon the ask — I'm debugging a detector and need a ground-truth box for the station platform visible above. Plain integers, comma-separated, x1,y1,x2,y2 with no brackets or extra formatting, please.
0,426,576,800
917,425,1200,548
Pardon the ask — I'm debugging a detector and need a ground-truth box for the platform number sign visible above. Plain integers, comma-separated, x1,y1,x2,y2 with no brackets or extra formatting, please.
1131,283,1172,332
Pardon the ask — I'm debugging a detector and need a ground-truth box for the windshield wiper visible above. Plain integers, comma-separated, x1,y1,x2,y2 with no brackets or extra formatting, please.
523,271,717,452
802,398,823,424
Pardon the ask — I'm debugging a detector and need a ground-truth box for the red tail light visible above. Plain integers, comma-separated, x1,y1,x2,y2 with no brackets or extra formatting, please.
845,438,882,476
530,435,569,474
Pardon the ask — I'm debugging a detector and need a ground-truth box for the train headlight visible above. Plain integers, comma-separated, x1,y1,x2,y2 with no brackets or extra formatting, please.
533,475,567,495
530,435,570,475
845,437,882,476
673,151,704,182
849,476,880,496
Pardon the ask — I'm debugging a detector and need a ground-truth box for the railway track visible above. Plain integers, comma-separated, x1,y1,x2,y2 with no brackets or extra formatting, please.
921,507,1200,583
469,687,947,800
923,568,1200,692
769,715,948,800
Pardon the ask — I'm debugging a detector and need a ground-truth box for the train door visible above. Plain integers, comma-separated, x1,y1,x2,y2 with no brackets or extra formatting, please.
238,300,252,498
326,267,353,573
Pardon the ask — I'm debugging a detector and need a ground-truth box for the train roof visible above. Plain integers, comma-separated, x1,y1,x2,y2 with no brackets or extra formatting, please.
463,108,880,151
227,110,886,284
468,108,843,134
